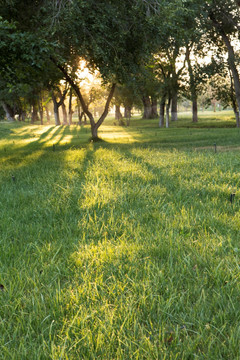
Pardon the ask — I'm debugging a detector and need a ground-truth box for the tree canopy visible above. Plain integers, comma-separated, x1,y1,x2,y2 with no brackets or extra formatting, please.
0,0,240,130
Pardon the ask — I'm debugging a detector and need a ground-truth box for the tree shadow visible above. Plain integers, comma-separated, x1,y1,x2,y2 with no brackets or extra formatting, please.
1,128,240,358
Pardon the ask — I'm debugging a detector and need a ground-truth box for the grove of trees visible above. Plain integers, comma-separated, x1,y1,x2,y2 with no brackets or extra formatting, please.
1,0,240,138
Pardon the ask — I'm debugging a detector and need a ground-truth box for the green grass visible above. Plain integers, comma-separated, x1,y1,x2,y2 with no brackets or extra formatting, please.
1,112,240,359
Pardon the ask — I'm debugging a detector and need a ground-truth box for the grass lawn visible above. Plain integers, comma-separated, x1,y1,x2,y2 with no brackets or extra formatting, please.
1,111,240,359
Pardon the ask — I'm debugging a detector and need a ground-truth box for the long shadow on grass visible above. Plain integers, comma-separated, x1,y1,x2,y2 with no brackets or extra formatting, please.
78,142,240,244
38,144,240,358
112,146,240,240
0,125,90,173
118,125,240,150
0,145,98,349
1,133,240,357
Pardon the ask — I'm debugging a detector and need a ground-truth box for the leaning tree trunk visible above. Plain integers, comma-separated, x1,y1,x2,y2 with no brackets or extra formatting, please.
232,95,240,127
151,97,158,118
1,102,15,121
234,110,240,127
142,96,152,119
51,58,116,140
225,40,240,127
171,91,178,121
230,72,240,127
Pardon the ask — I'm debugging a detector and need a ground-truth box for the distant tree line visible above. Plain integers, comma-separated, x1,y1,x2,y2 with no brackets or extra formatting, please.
0,0,240,139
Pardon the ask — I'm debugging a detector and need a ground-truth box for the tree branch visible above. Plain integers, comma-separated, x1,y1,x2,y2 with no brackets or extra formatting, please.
50,56,95,126
96,83,116,128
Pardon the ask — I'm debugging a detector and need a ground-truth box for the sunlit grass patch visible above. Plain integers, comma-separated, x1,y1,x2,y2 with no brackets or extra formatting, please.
1,117,240,358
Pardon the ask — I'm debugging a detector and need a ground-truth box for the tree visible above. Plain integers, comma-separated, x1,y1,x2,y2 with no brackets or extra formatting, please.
211,66,239,125
48,0,165,139
201,0,240,126
0,7,61,122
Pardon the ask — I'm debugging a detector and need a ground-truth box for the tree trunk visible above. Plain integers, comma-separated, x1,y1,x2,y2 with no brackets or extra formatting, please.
19,110,26,122
159,94,166,127
171,92,178,121
62,102,68,125
51,58,115,140
192,96,198,123
211,15,240,126
115,104,123,120
124,106,131,119
52,96,61,125
38,99,44,125
151,97,158,118
91,125,98,139
31,102,39,124
212,99,216,112
166,97,171,128
230,72,240,127
142,96,152,119
1,102,15,121
124,106,131,126
77,101,83,125
234,111,240,127
46,106,50,123
186,46,198,123
68,88,73,125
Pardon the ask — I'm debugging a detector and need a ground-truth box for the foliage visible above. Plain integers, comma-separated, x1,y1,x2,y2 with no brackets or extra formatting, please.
0,15,60,114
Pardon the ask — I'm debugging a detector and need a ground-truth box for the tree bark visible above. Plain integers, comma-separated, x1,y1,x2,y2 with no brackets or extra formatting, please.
124,106,132,126
210,14,240,127
151,96,158,118
31,102,39,124
186,46,198,123
115,104,123,120
19,110,26,122
192,96,198,123
171,91,178,121
166,97,171,128
45,106,50,123
52,94,61,125
38,98,44,125
51,88,68,126
77,100,83,125
68,88,73,125
124,106,131,119
159,94,166,127
62,102,68,125
1,102,15,121
224,38,240,127
230,70,240,127
142,96,152,119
